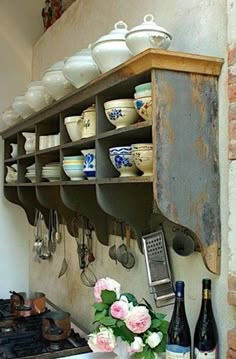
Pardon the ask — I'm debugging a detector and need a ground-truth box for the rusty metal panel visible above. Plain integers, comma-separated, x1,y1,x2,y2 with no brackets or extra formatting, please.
153,70,220,273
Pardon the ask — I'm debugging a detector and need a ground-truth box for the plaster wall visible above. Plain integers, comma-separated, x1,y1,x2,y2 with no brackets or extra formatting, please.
30,0,234,357
0,0,44,297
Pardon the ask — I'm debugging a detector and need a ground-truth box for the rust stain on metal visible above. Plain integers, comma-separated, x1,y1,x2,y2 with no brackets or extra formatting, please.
194,136,209,161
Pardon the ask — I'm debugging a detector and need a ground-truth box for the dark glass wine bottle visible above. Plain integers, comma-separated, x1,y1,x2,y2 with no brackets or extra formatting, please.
166,281,191,358
194,279,218,358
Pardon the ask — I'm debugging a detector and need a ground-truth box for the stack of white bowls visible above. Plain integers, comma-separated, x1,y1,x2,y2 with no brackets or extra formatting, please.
25,163,36,183
64,116,83,142
133,82,152,121
41,162,60,182
39,133,60,150
63,155,84,181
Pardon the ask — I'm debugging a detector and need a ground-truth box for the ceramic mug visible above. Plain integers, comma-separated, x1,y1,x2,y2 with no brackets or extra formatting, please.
81,149,96,179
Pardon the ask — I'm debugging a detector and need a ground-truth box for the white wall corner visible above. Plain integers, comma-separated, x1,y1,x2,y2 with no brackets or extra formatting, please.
228,0,236,45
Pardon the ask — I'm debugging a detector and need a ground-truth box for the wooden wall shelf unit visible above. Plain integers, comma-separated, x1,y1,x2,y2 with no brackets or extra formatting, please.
1,49,223,274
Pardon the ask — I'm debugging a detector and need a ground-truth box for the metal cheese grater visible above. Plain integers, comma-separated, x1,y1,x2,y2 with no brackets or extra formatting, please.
142,229,175,307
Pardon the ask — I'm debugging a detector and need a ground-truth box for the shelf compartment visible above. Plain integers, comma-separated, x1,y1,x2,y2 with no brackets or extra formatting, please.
60,184,109,245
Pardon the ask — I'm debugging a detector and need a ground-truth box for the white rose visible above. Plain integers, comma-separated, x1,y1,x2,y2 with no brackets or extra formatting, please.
146,331,163,349
129,336,145,353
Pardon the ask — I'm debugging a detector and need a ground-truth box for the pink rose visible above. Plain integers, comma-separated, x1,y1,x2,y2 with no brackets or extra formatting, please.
110,300,129,320
125,306,151,334
88,327,116,352
94,277,120,302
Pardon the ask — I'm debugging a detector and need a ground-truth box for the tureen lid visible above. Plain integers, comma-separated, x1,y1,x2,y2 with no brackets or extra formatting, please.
126,14,172,38
14,96,26,101
91,21,129,48
45,60,64,72
64,46,94,62
83,104,95,112
27,81,44,88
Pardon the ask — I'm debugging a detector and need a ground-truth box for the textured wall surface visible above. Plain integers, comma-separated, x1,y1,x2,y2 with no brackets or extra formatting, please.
0,0,44,297
30,1,233,357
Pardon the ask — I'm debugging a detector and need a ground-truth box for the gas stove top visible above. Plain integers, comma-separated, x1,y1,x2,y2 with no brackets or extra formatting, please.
0,300,90,359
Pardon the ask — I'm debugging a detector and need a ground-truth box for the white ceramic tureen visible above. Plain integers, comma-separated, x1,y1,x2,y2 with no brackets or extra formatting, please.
25,81,54,112
2,108,21,127
125,14,172,55
63,46,100,88
42,61,75,100
12,96,34,119
91,21,133,73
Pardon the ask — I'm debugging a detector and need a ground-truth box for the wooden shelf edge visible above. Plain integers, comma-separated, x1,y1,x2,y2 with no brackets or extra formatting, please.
36,146,60,155
97,121,152,140
61,137,96,149
98,176,153,184
61,180,96,185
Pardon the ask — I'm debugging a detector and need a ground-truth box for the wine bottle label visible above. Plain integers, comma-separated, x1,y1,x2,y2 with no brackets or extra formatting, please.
195,347,216,358
166,345,191,358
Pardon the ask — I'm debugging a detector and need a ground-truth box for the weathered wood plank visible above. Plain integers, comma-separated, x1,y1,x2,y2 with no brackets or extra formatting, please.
153,69,220,274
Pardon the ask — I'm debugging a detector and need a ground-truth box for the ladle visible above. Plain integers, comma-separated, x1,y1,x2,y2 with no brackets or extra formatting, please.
58,222,68,278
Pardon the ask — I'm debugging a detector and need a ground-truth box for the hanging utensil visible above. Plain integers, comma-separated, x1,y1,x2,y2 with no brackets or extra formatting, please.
85,218,95,263
58,221,68,278
109,219,117,262
120,224,135,269
79,217,87,270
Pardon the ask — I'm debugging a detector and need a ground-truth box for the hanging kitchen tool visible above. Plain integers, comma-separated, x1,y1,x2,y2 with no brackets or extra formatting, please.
49,209,57,253
55,210,61,243
142,228,175,307
85,218,95,263
120,223,135,269
108,219,117,262
116,221,129,265
58,221,68,278
79,216,87,270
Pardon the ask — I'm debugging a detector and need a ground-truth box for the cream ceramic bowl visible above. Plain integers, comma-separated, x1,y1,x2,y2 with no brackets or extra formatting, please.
64,116,83,142
2,108,21,126
81,105,96,138
104,99,139,129
131,143,153,151
91,21,132,73
42,61,75,100
63,47,100,88
134,96,152,121
125,14,172,55
12,96,34,119
25,81,54,112
132,149,153,176
134,89,152,99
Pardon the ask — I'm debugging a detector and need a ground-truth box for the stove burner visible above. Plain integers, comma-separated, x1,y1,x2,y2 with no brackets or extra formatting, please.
47,341,63,352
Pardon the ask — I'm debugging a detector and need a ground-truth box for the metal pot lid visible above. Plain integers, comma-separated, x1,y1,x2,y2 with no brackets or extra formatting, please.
45,60,64,73
91,21,129,48
126,14,172,39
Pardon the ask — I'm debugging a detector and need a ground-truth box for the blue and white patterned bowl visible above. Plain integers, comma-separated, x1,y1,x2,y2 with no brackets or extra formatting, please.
104,99,139,129
81,149,96,179
109,147,138,177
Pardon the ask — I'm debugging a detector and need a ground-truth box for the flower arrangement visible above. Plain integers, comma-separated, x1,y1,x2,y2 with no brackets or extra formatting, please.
88,277,169,359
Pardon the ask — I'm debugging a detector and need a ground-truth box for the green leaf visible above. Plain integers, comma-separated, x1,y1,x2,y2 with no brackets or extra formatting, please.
159,320,169,334
113,325,135,343
101,290,117,305
117,320,124,328
134,351,145,359
93,302,109,312
151,319,162,329
94,310,106,322
154,312,166,320
99,316,117,326
122,293,138,306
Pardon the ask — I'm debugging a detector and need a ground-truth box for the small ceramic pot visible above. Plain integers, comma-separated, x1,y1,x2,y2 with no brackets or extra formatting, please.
81,149,96,179
64,116,83,142
42,61,75,100
104,99,139,129
10,143,18,158
12,96,34,119
134,96,152,121
22,132,36,153
25,81,54,112
109,146,138,177
63,46,100,88
2,108,21,126
81,105,96,138
91,21,132,73
125,14,172,55
132,149,153,176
